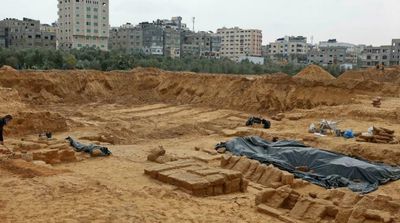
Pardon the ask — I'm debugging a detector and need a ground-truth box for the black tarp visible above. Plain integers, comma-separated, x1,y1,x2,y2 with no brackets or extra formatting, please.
216,136,400,193
66,137,112,156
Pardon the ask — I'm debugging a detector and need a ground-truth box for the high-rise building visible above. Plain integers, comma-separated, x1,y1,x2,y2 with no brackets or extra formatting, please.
57,0,109,50
0,18,56,49
216,27,262,61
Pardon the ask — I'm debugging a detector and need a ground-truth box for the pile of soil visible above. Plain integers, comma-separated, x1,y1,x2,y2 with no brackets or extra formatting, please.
0,87,25,113
294,64,336,81
0,68,398,114
339,67,400,83
0,65,17,72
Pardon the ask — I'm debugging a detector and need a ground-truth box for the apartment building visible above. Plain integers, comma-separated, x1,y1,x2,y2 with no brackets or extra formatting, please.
182,31,221,58
268,36,308,55
0,18,56,49
361,45,391,67
109,23,143,53
217,27,262,61
57,0,109,50
308,45,347,66
391,39,400,65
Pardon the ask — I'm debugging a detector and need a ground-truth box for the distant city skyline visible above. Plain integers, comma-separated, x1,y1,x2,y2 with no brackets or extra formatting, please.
1,0,399,46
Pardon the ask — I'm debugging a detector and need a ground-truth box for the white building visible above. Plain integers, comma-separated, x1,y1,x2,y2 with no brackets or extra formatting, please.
268,36,308,56
217,27,262,61
57,0,109,50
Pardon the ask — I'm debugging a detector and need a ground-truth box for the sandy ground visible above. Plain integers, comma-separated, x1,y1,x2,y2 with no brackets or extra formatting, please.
0,68,400,222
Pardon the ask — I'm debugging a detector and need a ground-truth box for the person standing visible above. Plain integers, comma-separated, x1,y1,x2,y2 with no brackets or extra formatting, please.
0,115,13,145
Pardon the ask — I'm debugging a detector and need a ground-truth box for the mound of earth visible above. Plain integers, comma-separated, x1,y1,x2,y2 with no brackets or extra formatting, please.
0,68,399,114
339,67,400,83
0,65,17,72
294,64,336,81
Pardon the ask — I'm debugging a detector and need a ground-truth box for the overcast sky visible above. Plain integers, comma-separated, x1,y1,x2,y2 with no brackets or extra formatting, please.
1,0,399,45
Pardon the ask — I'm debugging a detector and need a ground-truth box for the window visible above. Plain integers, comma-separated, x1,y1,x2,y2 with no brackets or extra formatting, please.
87,29,91,33
87,15,91,18
87,7,91,11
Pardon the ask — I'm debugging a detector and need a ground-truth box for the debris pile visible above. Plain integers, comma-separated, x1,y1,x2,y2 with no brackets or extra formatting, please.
144,160,248,197
357,127,398,144
245,117,271,129
372,97,382,108
256,186,400,223
147,146,178,164
221,155,309,189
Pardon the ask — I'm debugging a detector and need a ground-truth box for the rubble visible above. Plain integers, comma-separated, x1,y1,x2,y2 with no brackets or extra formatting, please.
357,126,398,144
221,155,308,189
256,187,400,223
372,97,382,108
144,160,248,197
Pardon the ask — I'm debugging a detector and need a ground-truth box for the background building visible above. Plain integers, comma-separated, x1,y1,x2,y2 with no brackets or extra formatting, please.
308,45,346,66
268,36,308,55
267,36,308,64
57,0,109,50
182,31,221,58
217,27,262,61
361,45,391,67
0,17,56,49
391,39,400,65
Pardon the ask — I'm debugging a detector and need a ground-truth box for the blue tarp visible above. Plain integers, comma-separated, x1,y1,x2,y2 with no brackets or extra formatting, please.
216,136,400,193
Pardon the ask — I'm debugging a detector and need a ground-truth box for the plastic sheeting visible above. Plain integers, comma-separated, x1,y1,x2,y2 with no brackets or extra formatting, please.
216,136,400,193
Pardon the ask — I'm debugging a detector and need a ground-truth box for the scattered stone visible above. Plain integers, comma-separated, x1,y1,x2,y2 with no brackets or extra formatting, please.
147,146,166,162
217,147,226,154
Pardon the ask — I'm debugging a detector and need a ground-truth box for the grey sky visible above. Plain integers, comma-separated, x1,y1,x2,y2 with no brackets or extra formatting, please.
1,0,399,45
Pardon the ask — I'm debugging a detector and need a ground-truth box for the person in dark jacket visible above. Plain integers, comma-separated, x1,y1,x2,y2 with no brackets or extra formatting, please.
0,115,13,145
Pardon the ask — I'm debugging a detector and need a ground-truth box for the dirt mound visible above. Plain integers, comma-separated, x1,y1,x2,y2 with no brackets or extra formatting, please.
5,112,68,137
0,159,66,178
294,64,336,81
0,65,17,72
339,67,400,83
0,68,399,113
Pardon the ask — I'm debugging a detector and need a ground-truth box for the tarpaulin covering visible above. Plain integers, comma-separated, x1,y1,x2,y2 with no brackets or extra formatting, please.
66,137,112,156
216,136,400,193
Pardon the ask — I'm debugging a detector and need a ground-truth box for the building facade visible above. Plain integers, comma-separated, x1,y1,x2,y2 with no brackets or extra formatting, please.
216,27,262,61
109,23,143,53
308,45,347,66
182,31,221,58
0,18,56,49
268,36,308,55
57,0,109,50
361,45,391,67
391,39,400,65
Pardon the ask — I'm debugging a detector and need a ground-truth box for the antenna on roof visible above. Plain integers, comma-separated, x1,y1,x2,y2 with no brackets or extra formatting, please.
192,17,195,32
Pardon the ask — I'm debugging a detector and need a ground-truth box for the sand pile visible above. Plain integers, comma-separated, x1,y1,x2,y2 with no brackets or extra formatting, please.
339,67,400,83
0,65,17,72
294,64,336,81
0,68,398,114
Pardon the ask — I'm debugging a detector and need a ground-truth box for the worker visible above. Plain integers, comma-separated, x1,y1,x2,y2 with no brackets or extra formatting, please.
0,115,13,145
